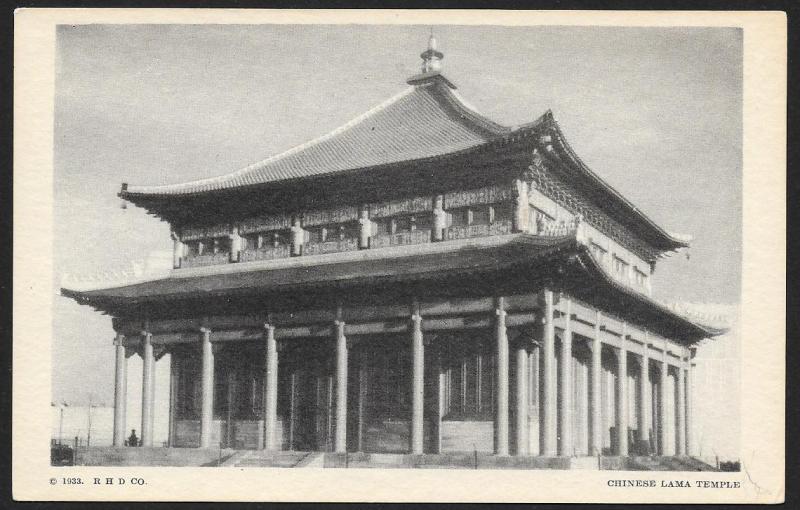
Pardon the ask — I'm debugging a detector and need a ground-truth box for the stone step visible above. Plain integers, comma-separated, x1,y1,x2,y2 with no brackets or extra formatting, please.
627,456,719,472
234,451,313,468
674,457,719,472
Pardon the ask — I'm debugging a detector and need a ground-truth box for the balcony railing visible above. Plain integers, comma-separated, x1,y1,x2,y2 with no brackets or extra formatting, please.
175,218,544,271
444,221,513,241
370,229,432,249
182,252,232,268
175,218,581,271
535,218,581,237
304,238,359,256
239,245,291,263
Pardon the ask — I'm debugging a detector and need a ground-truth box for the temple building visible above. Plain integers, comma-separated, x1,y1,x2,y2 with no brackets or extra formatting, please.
61,37,725,465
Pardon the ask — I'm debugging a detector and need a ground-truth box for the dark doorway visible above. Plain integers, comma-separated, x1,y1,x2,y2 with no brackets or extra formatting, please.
280,341,334,452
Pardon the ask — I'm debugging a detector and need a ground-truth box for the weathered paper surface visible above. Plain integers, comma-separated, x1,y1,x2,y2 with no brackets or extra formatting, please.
13,8,785,503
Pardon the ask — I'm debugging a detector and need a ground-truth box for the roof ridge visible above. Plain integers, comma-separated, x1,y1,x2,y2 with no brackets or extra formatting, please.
546,118,690,250
121,80,530,200
127,86,418,194
433,81,511,136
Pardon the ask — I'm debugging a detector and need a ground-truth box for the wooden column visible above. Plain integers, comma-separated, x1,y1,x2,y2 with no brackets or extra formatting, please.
437,347,445,454
495,297,510,456
229,226,243,262
542,290,557,456
358,205,371,249
676,360,687,455
225,370,234,448
171,230,184,269
168,352,178,447
199,327,214,448
616,327,628,456
639,338,651,450
658,348,669,455
263,324,279,450
513,178,530,233
334,320,348,453
410,304,424,454
112,333,127,447
514,338,529,456
686,348,697,456
140,331,155,447
433,194,447,241
290,216,305,256
528,347,540,456
558,298,573,456
288,372,296,450
590,311,602,455
575,353,589,455
357,350,367,452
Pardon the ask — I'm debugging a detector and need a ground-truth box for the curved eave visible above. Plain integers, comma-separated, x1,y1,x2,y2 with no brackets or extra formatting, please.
573,246,726,342
60,234,577,311
118,75,524,204
61,233,722,344
429,75,512,136
542,114,690,252
118,125,550,226
118,126,539,204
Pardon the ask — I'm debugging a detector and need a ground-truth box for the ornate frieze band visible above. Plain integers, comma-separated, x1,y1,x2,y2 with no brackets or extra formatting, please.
181,184,519,245
239,214,292,234
304,238,360,255
181,223,232,241
444,184,514,209
303,206,359,227
369,196,433,218
112,292,689,361
445,221,512,241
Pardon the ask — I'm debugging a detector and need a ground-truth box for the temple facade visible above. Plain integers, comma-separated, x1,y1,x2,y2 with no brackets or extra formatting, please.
62,37,723,462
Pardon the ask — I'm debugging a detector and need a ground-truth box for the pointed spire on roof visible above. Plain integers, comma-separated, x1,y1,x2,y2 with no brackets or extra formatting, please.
420,30,444,73
407,31,455,88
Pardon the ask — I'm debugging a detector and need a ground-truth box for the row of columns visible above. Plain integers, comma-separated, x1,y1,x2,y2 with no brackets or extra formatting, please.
112,294,697,456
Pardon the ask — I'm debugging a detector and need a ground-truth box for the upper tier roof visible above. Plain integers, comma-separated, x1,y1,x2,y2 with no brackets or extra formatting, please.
122,73,532,197
118,60,690,254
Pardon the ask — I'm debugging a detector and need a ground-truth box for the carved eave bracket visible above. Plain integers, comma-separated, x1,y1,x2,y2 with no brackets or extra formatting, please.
525,146,663,263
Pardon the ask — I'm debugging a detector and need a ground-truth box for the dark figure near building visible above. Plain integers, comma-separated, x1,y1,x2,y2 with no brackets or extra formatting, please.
126,429,140,447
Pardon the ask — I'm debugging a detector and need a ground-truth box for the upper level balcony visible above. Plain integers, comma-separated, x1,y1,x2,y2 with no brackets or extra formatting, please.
304,237,360,256
170,182,650,296
370,229,432,249
444,220,513,241
176,215,575,269
239,244,292,263
181,251,233,268
63,187,654,303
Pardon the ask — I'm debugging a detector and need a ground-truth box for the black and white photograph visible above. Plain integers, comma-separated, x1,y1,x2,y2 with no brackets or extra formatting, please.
12,8,786,504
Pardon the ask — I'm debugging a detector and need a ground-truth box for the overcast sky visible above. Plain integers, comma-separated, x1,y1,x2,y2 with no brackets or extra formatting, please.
53,24,742,405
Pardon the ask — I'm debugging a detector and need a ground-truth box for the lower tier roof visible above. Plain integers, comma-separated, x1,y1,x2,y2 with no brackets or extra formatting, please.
61,233,723,343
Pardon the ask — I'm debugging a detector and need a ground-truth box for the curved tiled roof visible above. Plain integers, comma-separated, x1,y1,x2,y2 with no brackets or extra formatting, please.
123,75,518,197
61,233,570,301
118,70,688,254
61,233,719,342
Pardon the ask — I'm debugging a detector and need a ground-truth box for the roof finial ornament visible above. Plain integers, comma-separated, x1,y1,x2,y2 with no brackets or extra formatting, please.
420,29,444,73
